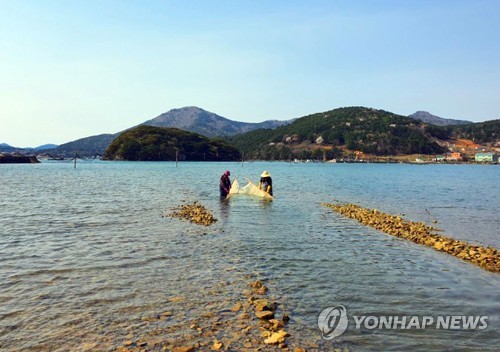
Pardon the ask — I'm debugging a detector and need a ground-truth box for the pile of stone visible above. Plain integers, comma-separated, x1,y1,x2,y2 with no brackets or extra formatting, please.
114,277,311,352
247,280,291,348
166,202,217,226
323,202,499,273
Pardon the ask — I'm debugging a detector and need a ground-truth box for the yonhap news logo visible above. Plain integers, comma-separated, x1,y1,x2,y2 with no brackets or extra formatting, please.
318,305,488,339
318,305,348,339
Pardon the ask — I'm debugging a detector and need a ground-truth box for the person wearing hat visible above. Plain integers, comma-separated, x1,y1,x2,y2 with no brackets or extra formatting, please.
220,170,231,197
258,170,273,196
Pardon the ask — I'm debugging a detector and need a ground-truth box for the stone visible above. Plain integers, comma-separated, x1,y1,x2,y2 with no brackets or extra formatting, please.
231,302,242,312
256,310,274,320
269,319,284,330
81,343,97,351
211,340,223,350
251,280,263,289
172,347,194,352
264,330,288,345
255,300,276,312
255,286,268,295
169,296,185,303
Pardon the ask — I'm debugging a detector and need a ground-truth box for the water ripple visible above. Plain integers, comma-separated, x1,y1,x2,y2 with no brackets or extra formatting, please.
0,162,498,351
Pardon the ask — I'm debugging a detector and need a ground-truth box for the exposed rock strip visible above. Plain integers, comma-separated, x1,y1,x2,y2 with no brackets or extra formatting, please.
114,277,312,352
322,202,499,272
166,202,217,226
247,280,291,348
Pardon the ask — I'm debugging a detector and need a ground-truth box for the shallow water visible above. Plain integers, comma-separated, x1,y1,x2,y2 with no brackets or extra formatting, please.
0,161,499,351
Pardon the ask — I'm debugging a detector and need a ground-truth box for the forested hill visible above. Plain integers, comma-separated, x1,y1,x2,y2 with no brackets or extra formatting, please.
228,107,447,160
103,126,240,161
446,119,500,143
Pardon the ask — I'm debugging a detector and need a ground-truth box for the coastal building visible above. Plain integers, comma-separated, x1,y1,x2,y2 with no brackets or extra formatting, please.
474,152,498,163
446,152,463,161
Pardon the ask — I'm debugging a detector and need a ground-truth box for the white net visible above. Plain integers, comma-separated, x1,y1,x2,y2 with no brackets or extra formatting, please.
228,177,273,199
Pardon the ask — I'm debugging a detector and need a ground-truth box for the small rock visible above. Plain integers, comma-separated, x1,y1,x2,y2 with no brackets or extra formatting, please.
256,310,274,320
81,343,97,351
264,330,287,345
169,296,185,303
255,286,268,295
269,318,284,330
244,341,253,348
172,347,194,352
231,302,242,312
211,340,223,350
255,300,276,312
251,280,263,289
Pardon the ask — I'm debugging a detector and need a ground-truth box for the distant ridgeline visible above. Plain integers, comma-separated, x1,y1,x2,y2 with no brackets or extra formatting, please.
103,126,240,161
227,107,449,160
29,106,500,159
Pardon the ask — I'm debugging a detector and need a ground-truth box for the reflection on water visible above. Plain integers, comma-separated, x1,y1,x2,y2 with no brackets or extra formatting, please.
0,161,499,351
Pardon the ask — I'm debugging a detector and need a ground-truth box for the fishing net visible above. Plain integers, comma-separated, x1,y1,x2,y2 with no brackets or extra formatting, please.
228,177,273,199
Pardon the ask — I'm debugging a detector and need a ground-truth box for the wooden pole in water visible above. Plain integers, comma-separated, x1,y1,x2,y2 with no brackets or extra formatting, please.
175,150,178,168
74,152,77,169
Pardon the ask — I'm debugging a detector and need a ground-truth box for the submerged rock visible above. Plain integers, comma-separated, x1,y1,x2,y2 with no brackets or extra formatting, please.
322,202,500,272
166,202,217,226
263,330,289,345
255,310,274,320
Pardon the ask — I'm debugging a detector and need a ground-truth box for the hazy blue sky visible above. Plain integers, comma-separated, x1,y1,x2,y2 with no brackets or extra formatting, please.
1,0,499,147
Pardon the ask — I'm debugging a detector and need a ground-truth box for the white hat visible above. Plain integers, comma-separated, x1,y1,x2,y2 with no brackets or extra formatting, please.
260,170,271,177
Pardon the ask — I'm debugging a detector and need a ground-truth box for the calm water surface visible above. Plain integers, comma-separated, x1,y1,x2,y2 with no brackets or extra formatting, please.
0,161,499,351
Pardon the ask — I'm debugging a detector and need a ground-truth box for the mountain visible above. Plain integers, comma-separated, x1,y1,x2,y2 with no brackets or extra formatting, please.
50,133,118,158
1,143,59,153
103,125,240,161
48,106,291,157
409,111,472,126
141,106,290,137
34,144,58,150
228,106,447,160
0,143,17,152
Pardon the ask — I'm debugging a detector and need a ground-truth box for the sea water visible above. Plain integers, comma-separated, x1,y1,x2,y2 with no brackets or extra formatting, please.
0,161,499,351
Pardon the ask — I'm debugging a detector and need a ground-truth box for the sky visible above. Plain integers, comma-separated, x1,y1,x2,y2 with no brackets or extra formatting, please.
1,0,499,147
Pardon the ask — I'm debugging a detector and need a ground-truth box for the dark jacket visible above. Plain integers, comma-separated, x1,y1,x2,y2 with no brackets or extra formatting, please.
220,174,231,196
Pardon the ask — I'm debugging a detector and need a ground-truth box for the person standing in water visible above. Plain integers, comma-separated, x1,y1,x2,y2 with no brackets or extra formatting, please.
258,170,273,196
219,170,231,197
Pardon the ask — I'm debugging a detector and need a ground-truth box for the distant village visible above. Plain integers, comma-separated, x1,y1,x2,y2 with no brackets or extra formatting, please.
306,139,499,164
429,139,499,164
